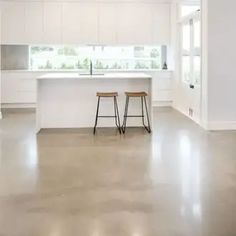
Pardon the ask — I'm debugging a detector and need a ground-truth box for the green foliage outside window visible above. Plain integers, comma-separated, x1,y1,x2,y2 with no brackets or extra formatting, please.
30,46,163,71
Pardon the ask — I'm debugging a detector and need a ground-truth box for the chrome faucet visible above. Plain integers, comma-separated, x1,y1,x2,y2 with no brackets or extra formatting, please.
90,60,93,76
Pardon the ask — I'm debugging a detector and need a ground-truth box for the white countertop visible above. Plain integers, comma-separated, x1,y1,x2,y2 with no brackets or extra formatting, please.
37,73,152,80
2,69,173,73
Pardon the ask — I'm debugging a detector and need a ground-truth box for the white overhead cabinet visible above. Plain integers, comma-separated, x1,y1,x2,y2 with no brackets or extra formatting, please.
1,1,170,45
1,2,26,44
43,2,62,44
62,2,98,44
152,4,170,45
98,3,117,45
117,3,152,45
25,2,44,44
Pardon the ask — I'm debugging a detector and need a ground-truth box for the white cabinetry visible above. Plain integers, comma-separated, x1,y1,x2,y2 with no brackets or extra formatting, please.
1,72,38,105
117,3,152,45
43,2,62,44
152,4,171,45
1,71,173,108
25,2,44,44
98,3,117,45
62,2,98,44
1,2,26,44
1,1,171,45
151,71,173,105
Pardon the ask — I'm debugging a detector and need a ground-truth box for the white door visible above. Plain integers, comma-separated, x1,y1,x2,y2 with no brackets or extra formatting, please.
180,12,201,123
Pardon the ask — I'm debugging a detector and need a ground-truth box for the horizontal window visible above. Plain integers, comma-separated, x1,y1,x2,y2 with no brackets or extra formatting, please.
30,45,164,71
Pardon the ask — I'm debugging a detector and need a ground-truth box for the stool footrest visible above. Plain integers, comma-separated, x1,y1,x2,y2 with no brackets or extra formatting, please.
124,115,144,118
98,116,117,118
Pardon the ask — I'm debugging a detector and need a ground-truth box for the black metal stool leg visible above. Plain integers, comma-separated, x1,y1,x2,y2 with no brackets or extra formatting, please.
122,96,129,134
93,96,100,135
144,96,151,133
114,97,122,134
141,97,145,126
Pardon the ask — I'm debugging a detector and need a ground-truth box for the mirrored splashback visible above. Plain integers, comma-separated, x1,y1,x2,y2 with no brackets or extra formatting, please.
1,45,29,70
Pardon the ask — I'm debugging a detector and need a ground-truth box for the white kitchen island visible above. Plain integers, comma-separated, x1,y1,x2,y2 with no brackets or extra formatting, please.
36,73,152,132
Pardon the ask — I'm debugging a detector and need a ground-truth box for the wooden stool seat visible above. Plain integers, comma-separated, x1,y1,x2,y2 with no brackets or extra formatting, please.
125,92,148,97
97,92,118,97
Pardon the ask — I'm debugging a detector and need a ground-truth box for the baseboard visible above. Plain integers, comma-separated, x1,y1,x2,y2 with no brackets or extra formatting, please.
206,121,236,131
2,103,36,109
172,104,205,128
152,101,172,107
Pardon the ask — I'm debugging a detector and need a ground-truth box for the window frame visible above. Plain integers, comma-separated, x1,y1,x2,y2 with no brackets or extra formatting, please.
180,11,201,85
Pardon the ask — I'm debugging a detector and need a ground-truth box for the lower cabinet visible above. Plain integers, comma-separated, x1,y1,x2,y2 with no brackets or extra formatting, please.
151,71,173,105
1,72,40,105
1,71,173,107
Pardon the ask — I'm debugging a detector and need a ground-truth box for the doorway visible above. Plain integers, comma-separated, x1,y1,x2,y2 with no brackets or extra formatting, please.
176,4,201,124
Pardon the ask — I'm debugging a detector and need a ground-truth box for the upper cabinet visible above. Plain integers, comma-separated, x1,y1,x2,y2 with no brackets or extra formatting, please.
1,2,26,44
62,2,98,44
1,1,170,45
116,3,153,45
43,2,62,44
152,4,171,45
25,2,44,43
98,3,117,45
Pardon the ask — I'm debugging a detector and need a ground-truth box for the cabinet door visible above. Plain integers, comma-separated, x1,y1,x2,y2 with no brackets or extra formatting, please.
1,2,26,44
98,3,117,44
43,2,62,44
25,2,44,43
117,3,152,45
62,2,98,44
151,4,170,45
1,73,36,104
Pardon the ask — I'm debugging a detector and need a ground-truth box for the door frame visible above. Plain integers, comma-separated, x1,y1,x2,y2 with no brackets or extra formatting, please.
176,8,202,124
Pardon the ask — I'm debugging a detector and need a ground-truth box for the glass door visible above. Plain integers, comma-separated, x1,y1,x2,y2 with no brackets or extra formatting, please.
180,12,201,122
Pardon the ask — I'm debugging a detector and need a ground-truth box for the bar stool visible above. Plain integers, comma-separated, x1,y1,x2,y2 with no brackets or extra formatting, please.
122,92,151,134
93,92,121,134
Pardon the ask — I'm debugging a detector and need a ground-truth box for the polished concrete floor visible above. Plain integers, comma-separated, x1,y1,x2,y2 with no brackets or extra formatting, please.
0,108,236,236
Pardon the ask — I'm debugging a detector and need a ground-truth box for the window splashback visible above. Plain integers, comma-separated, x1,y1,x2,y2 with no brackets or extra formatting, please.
30,45,166,71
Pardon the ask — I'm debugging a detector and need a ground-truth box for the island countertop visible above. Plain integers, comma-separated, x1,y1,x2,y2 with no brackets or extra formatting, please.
36,72,153,132
37,72,152,80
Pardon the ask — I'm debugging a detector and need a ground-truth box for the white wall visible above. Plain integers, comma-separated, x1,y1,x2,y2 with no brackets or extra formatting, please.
0,1,171,45
203,0,236,130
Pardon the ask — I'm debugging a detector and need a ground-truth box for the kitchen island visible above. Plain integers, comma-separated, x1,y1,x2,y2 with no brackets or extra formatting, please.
36,73,152,132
